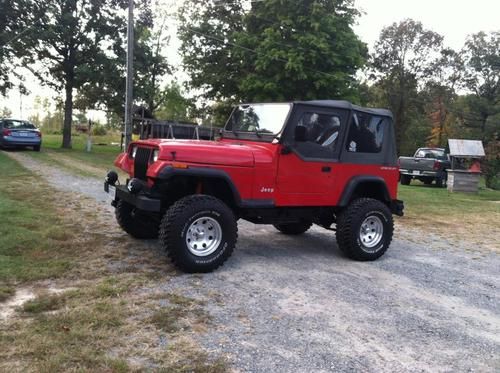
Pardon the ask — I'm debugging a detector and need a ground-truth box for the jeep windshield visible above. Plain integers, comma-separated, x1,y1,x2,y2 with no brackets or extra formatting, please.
224,103,291,139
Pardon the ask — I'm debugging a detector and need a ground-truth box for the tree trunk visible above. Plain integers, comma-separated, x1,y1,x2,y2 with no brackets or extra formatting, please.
62,79,73,149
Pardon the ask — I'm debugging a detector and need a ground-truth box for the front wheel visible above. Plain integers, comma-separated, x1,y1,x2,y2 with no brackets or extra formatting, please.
159,195,238,273
115,200,160,239
336,198,394,261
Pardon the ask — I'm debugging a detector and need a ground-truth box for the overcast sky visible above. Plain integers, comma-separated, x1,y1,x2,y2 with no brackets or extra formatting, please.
2,0,499,120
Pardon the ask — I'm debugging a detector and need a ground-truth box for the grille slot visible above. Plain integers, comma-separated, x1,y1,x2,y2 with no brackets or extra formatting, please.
134,147,152,180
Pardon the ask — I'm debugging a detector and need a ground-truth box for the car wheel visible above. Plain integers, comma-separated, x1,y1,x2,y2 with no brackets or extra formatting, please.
115,200,160,239
34,145,41,152
400,174,411,185
336,198,394,261
422,177,433,185
273,221,312,235
159,195,238,273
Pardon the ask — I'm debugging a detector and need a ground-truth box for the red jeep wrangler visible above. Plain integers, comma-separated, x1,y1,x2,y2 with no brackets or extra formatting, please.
105,100,404,273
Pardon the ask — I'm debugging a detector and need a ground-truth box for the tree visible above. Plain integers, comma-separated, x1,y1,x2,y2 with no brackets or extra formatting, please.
20,0,128,148
178,0,245,102
0,0,30,95
134,11,172,114
457,31,500,141
1,106,13,117
178,0,366,103
370,19,443,154
75,2,171,119
155,83,195,122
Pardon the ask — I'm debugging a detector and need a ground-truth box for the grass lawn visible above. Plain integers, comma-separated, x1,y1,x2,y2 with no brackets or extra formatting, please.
24,133,123,178
398,180,500,250
0,151,227,372
0,152,73,298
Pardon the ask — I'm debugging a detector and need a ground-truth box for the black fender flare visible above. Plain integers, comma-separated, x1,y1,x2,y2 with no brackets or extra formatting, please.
157,166,243,206
338,176,391,207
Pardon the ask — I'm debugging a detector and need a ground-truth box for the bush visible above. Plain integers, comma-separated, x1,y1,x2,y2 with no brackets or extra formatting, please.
92,125,107,136
484,137,500,190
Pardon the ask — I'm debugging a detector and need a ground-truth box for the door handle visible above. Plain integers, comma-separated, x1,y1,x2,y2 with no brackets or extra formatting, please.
322,166,331,172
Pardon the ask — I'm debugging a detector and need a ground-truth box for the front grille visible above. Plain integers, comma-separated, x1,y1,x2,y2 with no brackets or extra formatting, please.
134,147,152,180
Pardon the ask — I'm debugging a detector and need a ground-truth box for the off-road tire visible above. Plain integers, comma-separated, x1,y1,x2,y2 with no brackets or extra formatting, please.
159,195,237,273
273,221,312,235
336,198,394,261
422,177,433,185
33,145,41,152
400,174,411,185
115,200,159,239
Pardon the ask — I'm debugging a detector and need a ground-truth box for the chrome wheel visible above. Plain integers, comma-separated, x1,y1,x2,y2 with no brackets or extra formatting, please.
359,215,384,251
186,216,222,257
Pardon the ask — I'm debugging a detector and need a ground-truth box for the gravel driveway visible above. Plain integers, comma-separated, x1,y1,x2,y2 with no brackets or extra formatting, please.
6,151,500,372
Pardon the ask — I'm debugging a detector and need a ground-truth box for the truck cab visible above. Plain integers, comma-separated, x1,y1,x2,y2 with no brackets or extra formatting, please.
105,100,404,273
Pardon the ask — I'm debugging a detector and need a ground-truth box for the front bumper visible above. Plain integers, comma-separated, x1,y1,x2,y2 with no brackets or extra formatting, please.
104,181,161,212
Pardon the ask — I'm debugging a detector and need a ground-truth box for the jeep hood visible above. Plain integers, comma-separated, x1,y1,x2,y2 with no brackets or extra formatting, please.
152,139,261,167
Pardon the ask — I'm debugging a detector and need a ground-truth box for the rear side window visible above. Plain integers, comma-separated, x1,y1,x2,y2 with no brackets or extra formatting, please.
345,112,385,153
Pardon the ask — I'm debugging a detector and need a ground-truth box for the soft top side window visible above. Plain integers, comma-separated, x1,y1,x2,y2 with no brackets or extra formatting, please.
346,112,385,153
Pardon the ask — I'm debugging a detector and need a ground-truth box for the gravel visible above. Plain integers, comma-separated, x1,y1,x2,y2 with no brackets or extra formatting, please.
7,151,500,372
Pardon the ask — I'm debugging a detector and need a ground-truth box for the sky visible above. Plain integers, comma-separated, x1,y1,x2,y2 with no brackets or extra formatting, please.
1,0,499,121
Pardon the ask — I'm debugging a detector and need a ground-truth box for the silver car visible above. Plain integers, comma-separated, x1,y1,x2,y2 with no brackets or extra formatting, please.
0,119,42,151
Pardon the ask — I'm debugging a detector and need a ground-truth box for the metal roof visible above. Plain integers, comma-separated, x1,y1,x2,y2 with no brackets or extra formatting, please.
448,139,485,157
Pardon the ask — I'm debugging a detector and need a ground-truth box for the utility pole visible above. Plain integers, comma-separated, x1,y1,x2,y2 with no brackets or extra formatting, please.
124,0,134,150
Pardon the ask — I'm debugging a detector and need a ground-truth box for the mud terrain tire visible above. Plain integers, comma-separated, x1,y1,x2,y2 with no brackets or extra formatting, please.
159,195,237,273
336,198,394,261
115,200,159,239
400,174,411,185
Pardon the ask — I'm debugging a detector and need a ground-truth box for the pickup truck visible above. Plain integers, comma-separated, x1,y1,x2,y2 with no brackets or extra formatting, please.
399,148,450,187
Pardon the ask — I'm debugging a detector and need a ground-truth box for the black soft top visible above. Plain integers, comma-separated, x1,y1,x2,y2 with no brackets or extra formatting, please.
296,100,393,118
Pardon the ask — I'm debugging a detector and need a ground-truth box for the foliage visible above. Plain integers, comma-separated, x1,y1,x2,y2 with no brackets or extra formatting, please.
484,135,500,190
155,82,195,122
1,106,13,118
0,0,29,95
370,19,443,155
455,31,500,141
178,0,366,103
19,0,129,148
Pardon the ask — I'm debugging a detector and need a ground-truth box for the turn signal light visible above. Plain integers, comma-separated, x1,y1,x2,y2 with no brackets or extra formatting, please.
172,162,189,169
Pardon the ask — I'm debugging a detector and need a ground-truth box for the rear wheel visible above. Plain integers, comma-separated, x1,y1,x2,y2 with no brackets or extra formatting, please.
400,174,411,185
273,221,312,235
115,200,159,239
422,177,433,185
159,195,237,273
436,176,446,188
336,198,393,261
33,145,41,152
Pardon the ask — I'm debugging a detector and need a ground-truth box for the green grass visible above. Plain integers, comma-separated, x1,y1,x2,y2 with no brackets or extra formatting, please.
398,180,500,217
397,180,500,247
0,152,73,289
25,133,123,178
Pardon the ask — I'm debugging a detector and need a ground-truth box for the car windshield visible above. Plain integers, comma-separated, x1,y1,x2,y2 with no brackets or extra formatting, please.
225,103,291,136
3,120,36,129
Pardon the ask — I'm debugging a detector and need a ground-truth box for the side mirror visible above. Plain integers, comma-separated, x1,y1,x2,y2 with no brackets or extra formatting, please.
294,125,307,142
